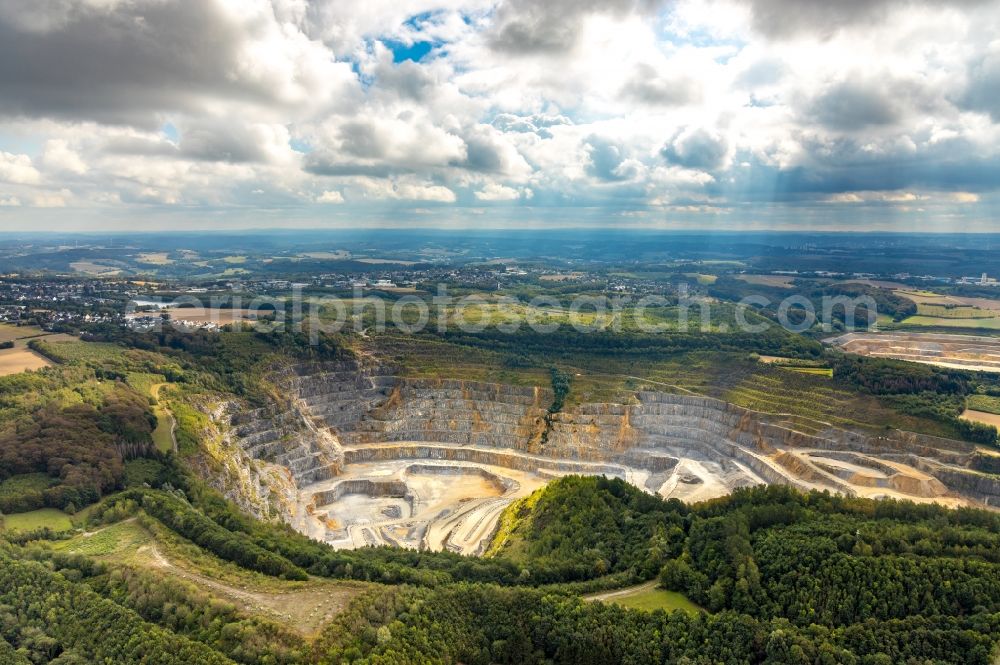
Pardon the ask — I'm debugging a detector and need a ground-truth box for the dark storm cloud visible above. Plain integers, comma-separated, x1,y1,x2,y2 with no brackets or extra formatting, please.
488,0,665,53
303,153,400,178
372,59,436,102
739,0,993,39
661,129,729,171
808,81,901,130
962,50,1000,122
0,0,281,127
805,77,944,132
708,136,1000,202
460,135,508,172
178,121,276,164
337,121,388,160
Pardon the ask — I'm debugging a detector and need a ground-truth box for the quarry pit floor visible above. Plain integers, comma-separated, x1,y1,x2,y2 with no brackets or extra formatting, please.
288,441,973,556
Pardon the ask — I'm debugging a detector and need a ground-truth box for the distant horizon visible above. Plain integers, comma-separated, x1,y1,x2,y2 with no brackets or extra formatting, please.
3,226,1000,237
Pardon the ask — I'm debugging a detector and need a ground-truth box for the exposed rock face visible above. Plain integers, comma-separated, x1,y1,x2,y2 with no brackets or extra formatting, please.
211,359,1000,550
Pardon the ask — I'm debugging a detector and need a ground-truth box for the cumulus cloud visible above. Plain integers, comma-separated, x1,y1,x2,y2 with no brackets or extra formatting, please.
488,0,667,53
736,0,994,39
620,63,702,107
40,139,88,174
353,178,456,202
0,0,997,227
0,0,355,126
474,183,531,201
963,47,1000,121
585,136,643,181
316,190,345,203
0,152,40,184
661,128,731,172
178,120,294,164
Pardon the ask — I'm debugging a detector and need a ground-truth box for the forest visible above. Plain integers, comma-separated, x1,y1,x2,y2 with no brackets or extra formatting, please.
2,477,999,664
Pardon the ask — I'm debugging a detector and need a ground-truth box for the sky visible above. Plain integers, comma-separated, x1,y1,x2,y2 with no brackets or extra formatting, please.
0,0,999,232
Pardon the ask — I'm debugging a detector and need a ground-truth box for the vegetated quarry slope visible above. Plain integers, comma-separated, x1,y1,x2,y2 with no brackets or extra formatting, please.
202,358,1000,556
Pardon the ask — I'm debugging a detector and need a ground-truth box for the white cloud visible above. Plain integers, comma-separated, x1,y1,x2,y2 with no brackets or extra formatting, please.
0,152,41,184
0,0,997,227
474,183,524,201
316,189,345,203
32,190,71,207
41,139,88,174
353,178,457,202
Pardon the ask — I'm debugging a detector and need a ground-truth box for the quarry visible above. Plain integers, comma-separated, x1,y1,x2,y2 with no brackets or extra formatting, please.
829,331,1000,372
212,360,1000,556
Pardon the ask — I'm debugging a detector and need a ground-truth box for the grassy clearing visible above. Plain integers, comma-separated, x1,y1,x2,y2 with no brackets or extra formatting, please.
1,508,73,534
685,273,718,285
781,366,834,377
149,382,176,453
54,518,152,557
967,394,1000,415
126,371,165,396
606,587,703,614
124,459,167,487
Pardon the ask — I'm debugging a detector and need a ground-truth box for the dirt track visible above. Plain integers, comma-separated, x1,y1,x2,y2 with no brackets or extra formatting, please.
139,544,360,635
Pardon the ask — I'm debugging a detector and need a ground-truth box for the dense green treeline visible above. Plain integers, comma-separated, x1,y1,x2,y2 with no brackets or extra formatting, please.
0,365,158,513
708,278,918,329
310,583,999,665
432,325,824,360
830,353,1000,444
489,475,687,579
11,547,303,665
0,552,234,664
2,477,1000,663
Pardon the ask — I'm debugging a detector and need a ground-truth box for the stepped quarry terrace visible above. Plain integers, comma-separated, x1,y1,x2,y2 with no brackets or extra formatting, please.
215,360,1000,556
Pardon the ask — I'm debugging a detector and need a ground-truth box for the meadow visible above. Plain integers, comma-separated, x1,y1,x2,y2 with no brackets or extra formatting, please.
591,584,703,614
0,507,73,534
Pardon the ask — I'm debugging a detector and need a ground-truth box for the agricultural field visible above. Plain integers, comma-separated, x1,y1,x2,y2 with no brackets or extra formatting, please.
33,339,126,364
884,290,1000,329
0,323,44,344
961,409,1000,429
69,261,123,276
735,274,796,288
896,315,1000,330
136,252,174,265
0,347,52,375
